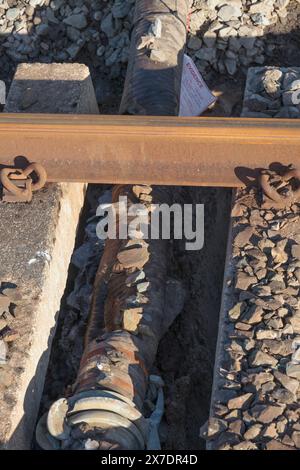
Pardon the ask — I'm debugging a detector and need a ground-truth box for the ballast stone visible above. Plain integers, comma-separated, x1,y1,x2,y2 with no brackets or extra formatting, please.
0,63,98,450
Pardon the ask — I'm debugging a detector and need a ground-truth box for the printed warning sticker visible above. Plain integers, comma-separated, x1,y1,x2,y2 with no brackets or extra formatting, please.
179,54,216,117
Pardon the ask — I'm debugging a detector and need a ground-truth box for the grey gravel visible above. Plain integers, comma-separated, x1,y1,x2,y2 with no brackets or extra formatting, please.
242,67,300,118
207,66,300,448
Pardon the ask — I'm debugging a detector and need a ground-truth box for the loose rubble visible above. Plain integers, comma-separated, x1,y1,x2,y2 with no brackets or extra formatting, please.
0,0,134,71
207,180,300,448
0,0,136,112
206,70,300,447
0,281,25,437
0,283,21,387
187,0,296,78
242,66,300,118
0,0,299,109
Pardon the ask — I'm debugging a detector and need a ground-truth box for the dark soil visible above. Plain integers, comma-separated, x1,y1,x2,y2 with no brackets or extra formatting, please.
156,187,231,450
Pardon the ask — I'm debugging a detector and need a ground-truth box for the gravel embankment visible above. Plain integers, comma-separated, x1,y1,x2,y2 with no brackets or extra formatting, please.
205,66,300,450
207,175,300,450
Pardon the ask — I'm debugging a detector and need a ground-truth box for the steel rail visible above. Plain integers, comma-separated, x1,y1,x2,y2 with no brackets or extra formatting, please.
1,114,300,187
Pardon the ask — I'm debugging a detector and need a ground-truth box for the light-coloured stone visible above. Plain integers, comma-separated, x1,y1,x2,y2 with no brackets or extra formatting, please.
122,308,143,334
218,4,242,22
227,393,253,410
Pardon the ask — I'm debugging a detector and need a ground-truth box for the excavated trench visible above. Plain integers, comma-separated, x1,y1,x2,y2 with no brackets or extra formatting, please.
36,184,231,450
155,188,232,450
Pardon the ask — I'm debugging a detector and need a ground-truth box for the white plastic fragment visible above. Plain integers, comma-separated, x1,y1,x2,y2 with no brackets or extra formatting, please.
28,250,51,265
85,439,100,450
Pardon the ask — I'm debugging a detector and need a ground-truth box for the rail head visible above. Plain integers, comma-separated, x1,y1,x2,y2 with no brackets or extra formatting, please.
0,114,300,187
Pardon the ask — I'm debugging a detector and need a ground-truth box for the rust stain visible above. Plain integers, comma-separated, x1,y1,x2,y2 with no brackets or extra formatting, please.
0,114,300,187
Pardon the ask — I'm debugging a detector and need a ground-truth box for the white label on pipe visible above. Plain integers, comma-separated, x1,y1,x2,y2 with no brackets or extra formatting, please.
179,54,216,117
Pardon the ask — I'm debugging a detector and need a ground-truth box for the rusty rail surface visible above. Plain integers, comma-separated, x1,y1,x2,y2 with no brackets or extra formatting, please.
1,114,300,187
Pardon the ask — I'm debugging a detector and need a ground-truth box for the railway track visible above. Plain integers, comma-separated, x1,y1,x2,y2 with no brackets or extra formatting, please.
0,0,300,451
1,115,300,187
